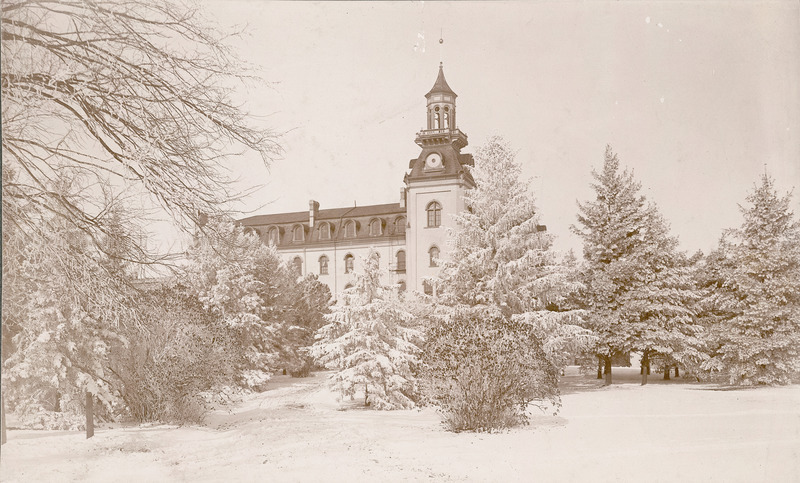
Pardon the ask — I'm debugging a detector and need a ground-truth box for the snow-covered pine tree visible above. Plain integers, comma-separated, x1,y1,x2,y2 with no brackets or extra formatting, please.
2,211,134,429
701,174,800,385
620,246,706,384
186,219,294,389
438,136,592,371
310,249,422,410
422,136,591,431
572,146,704,384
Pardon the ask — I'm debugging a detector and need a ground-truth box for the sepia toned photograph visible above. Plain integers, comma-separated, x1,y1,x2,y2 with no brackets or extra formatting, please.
1,1,798,481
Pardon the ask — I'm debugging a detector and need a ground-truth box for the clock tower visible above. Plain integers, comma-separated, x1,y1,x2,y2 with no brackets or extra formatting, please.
404,63,475,292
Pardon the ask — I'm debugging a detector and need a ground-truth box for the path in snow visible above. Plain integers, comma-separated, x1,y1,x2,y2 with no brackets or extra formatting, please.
1,368,798,482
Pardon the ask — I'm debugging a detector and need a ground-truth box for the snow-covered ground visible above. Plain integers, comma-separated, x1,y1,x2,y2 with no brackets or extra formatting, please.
2,367,798,482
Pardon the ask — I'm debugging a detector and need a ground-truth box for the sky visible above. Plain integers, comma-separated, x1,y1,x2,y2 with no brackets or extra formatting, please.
184,0,799,256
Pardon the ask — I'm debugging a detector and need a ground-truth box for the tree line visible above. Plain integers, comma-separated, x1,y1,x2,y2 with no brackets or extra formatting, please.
310,137,799,431
2,0,798,434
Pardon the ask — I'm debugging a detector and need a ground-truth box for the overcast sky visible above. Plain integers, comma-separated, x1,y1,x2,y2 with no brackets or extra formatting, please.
191,1,799,256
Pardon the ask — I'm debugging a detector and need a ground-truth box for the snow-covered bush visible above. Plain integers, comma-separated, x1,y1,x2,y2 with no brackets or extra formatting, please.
13,407,87,431
109,286,238,424
420,306,559,432
310,250,422,409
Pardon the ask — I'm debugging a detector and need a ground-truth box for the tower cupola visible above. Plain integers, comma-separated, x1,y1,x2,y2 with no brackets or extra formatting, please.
415,63,468,150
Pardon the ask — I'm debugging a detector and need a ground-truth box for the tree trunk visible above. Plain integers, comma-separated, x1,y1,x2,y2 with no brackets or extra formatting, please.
597,357,603,379
1,393,7,445
641,351,650,385
364,384,369,407
675,366,680,378
604,356,612,385
664,365,671,380
85,392,94,439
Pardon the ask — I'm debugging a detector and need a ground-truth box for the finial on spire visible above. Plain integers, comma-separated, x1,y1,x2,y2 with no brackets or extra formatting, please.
439,28,444,63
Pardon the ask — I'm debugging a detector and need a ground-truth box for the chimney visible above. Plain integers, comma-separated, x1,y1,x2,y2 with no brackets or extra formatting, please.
399,188,406,209
309,200,320,228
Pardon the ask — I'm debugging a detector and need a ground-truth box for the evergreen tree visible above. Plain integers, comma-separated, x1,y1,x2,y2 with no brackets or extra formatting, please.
422,136,590,431
438,136,591,371
186,219,293,389
284,274,332,377
310,250,422,409
700,175,800,385
2,210,135,429
572,146,704,384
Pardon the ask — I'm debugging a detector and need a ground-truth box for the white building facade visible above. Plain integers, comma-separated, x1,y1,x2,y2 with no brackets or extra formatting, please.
240,64,475,294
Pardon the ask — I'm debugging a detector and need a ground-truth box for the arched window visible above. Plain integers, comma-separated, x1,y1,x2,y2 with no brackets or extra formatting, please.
423,281,433,296
292,256,302,276
429,246,440,267
292,224,304,242
444,107,450,128
398,280,406,292
319,222,331,240
394,216,406,234
319,255,329,275
434,106,441,129
396,250,406,272
344,283,354,290
344,220,356,238
344,254,354,274
369,218,382,236
426,201,442,228
268,227,280,245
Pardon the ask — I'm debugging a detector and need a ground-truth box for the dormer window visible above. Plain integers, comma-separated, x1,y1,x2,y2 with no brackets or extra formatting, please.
319,222,331,240
369,218,382,236
267,227,280,245
292,224,304,242
426,201,442,228
344,220,356,238
394,216,406,234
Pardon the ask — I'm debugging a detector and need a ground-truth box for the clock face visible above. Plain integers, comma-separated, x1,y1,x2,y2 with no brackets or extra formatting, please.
425,152,443,169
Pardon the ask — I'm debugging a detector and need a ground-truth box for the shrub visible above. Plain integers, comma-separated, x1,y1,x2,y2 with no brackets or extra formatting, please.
419,307,559,432
109,287,237,424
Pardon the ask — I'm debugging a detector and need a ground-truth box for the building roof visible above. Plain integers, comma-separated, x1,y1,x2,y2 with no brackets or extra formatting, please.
425,63,457,98
239,202,405,227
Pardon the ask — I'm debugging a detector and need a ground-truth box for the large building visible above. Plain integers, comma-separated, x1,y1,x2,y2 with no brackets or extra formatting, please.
240,64,475,294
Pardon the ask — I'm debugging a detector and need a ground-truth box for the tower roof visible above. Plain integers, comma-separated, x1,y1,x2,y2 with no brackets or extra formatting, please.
425,62,457,98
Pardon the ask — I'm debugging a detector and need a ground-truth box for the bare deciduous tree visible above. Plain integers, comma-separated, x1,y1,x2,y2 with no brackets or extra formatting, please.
1,0,281,259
